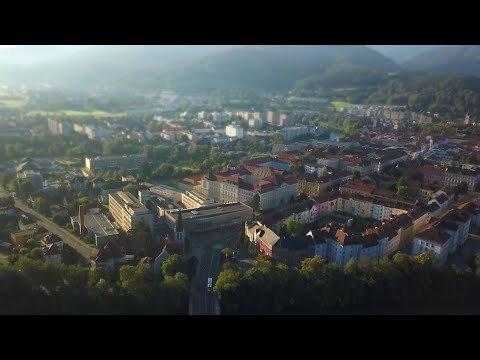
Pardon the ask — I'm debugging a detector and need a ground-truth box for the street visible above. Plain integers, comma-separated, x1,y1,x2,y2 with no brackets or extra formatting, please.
187,228,243,315
14,200,98,264
189,248,221,315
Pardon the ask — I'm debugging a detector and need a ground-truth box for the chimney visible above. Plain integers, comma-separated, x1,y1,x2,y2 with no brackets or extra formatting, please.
79,205,85,234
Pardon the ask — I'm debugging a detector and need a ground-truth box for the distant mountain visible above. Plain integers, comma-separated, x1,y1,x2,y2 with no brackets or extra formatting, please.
120,45,399,92
0,45,235,91
404,45,480,78
0,45,93,65
0,45,398,93
367,45,445,63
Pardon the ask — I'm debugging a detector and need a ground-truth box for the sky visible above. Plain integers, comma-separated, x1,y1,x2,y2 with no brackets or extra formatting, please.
0,45,16,50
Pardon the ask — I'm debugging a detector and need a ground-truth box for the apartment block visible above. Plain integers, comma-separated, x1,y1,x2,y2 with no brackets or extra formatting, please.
109,191,154,233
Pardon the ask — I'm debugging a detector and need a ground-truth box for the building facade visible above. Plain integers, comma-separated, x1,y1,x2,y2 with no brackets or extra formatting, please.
109,191,154,233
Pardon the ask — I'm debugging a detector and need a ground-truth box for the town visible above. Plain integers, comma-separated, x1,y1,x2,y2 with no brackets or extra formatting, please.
2,45,480,315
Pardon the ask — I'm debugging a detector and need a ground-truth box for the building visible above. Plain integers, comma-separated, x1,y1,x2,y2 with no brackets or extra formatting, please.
178,175,203,191
41,233,64,250
17,170,43,190
412,209,471,265
109,191,154,233
267,111,293,127
418,166,446,185
91,243,135,272
340,181,376,197
0,206,15,216
445,168,480,191
245,221,315,267
71,213,119,247
48,118,72,135
248,118,263,129
121,171,137,183
18,214,37,230
225,124,244,139
200,166,298,210
298,172,353,197
68,176,86,191
165,202,253,234
84,126,114,140
181,190,214,209
43,243,62,263
276,126,309,142
85,154,147,172
258,200,318,232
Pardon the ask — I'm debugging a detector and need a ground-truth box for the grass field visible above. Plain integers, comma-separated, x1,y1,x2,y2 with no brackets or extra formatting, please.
26,110,127,118
331,101,352,110
57,158,82,166
0,98,27,108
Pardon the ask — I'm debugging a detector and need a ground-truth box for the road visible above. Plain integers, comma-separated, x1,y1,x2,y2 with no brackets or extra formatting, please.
14,200,98,263
190,248,221,315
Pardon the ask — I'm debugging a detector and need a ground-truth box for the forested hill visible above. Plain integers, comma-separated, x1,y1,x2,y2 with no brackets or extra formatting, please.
120,45,399,92
403,45,480,78
293,67,480,117
0,45,398,92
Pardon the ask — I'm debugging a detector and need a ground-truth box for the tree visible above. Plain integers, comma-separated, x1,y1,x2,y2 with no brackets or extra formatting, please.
139,161,152,180
132,221,152,254
298,193,308,202
25,239,36,249
353,171,361,180
161,254,187,276
29,248,44,261
221,247,234,261
123,183,138,196
251,194,260,212
17,179,35,197
119,263,154,302
321,167,329,177
285,220,303,238
396,177,410,198
0,196,14,207
32,197,48,215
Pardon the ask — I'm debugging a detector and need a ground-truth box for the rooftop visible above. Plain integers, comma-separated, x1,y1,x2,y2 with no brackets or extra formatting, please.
167,202,252,221
340,181,376,194
415,228,450,245
110,191,148,212
71,213,118,237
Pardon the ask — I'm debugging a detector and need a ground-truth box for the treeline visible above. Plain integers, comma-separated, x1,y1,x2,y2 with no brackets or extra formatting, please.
295,113,371,136
214,253,480,314
0,252,189,314
294,68,480,117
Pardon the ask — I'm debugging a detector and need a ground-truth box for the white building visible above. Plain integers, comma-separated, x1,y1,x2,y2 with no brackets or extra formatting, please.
181,190,214,209
225,124,244,139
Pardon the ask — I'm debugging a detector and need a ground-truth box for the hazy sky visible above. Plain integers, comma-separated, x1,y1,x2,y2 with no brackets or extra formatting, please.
0,45,16,50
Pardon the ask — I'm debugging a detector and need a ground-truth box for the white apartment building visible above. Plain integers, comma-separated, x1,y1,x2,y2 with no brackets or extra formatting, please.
109,191,154,233
225,124,244,139
181,190,214,209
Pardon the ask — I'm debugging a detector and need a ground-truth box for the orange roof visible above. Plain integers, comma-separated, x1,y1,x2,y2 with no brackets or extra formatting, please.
341,181,376,194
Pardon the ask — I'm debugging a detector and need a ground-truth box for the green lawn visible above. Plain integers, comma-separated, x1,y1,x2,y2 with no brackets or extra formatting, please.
26,110,127,118
331,101,352,110
0,98,27,108
57,158,82,166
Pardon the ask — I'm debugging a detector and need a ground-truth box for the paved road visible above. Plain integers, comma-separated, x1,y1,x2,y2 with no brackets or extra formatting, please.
190,248,221,315
15,200,98,263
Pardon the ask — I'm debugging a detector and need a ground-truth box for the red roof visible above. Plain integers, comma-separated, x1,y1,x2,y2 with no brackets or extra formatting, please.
341,181,376,194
